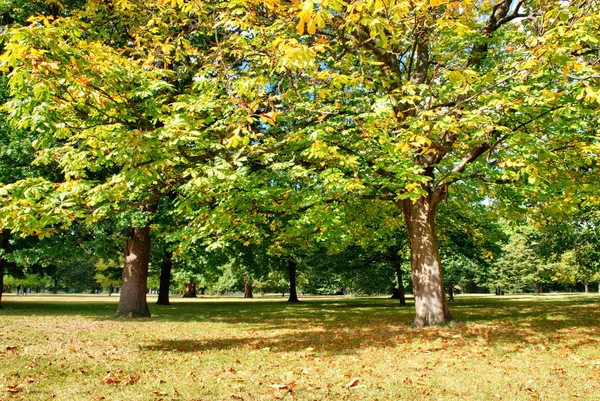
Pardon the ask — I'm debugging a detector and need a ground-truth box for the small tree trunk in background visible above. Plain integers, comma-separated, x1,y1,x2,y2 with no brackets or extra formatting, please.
0,229,8,309
447,284,454,301
391,248,406,306
244,274,253,298
200,288,205,295
157,249,173,305
183,278,197,298
115,224,153,318
400,196,452,328
287,259,300,303
584,281,589,293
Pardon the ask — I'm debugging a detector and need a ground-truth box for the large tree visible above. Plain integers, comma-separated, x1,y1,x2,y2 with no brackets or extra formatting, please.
239,0,600,327
0,0,269,316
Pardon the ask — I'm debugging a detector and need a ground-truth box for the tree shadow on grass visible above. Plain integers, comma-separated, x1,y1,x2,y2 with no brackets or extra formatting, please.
4,294,600,355
141,295,600,356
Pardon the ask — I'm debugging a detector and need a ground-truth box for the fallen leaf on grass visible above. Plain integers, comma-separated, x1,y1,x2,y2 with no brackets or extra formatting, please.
268,384,288,390
6,385,23,393
101,373,139,385
345,378,359,388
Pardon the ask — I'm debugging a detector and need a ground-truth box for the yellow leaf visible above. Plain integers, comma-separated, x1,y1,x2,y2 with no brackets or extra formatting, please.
297,20,305,35
307,19,317,34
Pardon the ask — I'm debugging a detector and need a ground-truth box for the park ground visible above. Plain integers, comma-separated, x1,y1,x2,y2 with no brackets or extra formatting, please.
1,294,600,401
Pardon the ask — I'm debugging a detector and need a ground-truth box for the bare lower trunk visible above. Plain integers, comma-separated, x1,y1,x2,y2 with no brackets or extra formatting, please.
584,281,589,293
287,259,300,303
115,225,152,318
244,274,253,298
183,278,197,298
157,249,172,305
447,284,454,301
400,197,452,328
391,248,406,306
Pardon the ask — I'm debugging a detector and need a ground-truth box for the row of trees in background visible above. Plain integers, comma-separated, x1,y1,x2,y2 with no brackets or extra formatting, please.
4,203,600,299
0,0,599,326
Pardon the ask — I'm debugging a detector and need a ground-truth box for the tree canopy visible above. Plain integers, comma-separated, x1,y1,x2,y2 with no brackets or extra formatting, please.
1,0,599,326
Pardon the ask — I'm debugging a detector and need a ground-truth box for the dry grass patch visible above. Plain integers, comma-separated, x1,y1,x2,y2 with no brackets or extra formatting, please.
1,293,600,400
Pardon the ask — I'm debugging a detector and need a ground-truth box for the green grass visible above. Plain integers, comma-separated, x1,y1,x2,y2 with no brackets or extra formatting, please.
1,293,600,400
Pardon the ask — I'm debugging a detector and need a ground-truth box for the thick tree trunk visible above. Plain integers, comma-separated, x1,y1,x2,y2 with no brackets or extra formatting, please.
400,196,452,328
287,259,300,303
0,229,8,309
183,278,197,298
157,249,172,305
244,274,253,298
390,248,406,306
115,225,153,318
584,281,589,293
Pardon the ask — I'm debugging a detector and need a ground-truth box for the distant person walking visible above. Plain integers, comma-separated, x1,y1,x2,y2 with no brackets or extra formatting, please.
16,284,22,296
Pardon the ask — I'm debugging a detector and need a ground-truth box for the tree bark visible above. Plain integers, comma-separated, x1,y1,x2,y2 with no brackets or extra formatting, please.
584,281,589,293
115,223,153,318
156,249,172,305
183,278,197,298
287,259,300,303
0,229,9,309
390,248,406,306
244,274,253,298
400,196,452,328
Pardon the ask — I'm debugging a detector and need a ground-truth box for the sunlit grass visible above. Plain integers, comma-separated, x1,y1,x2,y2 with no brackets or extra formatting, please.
1,293,600,400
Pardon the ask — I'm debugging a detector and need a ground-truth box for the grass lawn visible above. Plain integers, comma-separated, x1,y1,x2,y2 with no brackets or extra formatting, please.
1,293,600,401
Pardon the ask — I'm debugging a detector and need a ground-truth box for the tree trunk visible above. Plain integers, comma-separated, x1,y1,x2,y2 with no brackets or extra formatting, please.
244,274,253,298
115,225,153,318
584,281,589,293
400,196,452,328
183,278,197,298
447,284,454,301
390,248,406,306
287,259,300,303
0,230,8,309
157,249,172,305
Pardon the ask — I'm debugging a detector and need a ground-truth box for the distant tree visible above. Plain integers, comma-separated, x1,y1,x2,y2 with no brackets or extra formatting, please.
491,228,553,294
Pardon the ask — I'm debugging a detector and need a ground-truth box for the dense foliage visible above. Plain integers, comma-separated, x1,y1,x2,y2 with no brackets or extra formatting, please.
1,0,599,325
